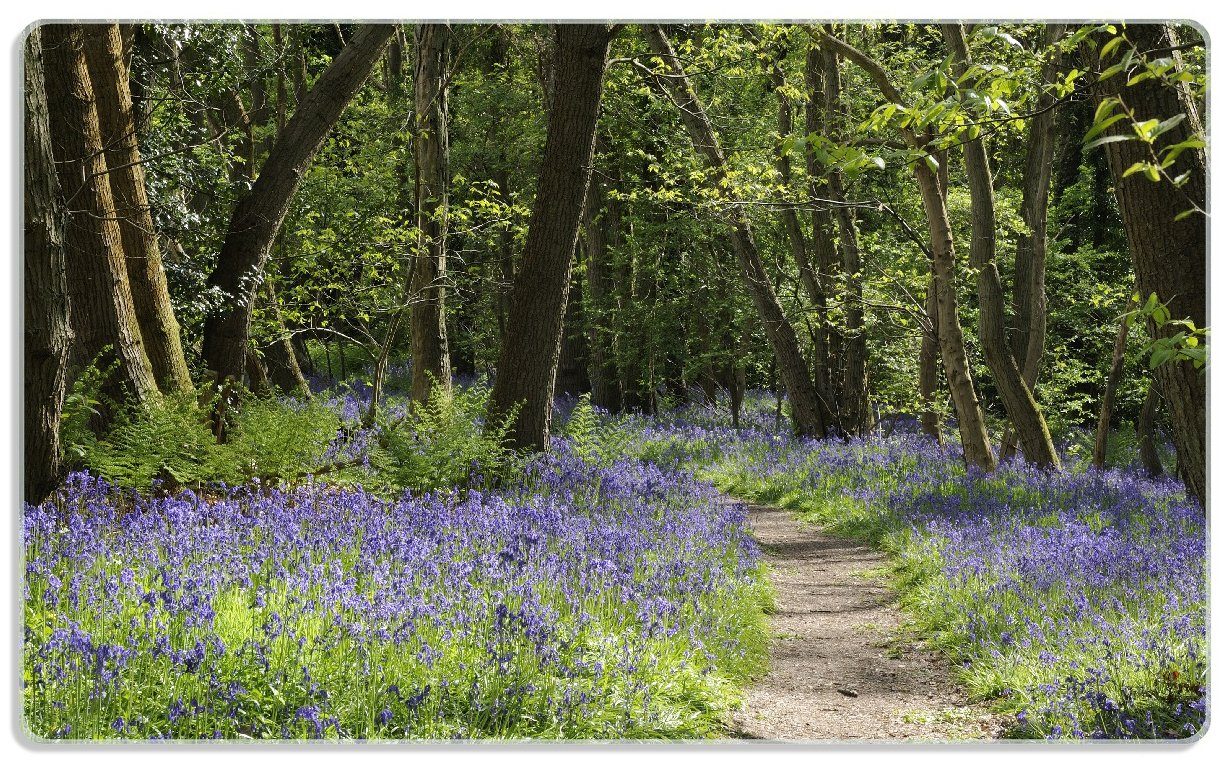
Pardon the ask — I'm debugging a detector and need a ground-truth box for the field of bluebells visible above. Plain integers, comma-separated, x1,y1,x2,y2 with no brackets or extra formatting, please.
22,385,770,739
619,394,1207,740
23,376,1206,741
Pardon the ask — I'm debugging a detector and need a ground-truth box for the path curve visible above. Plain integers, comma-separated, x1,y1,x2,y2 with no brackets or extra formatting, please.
727,497,1006,741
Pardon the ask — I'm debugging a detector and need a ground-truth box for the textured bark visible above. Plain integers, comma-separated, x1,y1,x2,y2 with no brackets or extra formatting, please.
804,45,842,415
489,24,614,450
1002,24,1064,459
918,278,943,442
1097,24,1206,506
944,24,1059,469
82,23,193,394
817,39,871,435
260,281,311,397
202,24,395,385
43,23,159,407
816,29,993,468
556,251,591,396
1093,306,1131,469
1137,380,1164,478
24,28,72,503
644,24,828,436
408,23,452,404
583,167,622,411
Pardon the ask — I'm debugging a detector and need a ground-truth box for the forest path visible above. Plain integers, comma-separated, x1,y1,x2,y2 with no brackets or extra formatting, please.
725,497,1006,741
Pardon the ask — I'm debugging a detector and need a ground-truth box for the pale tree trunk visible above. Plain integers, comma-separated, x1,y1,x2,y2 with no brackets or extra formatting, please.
944,24,1059,469
43,23,159,408
918,150,948,443
24,27,72,504
817,29,994,469
1093,304,1131,469
643,24,829,436
409,23,452,404
81,23,193,395
1001,24,1064,459
202,24,396,387
1097,24,1206,507
489,24,615,450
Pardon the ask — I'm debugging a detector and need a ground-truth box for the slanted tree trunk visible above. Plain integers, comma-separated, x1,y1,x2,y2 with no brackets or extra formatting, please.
409,23,452,404
43,23,159,408
260,281,312,397
817,29,994,469
488,24,615,450
1002,24,1064,460
1093,304,1132,469
918,151,948,443
202,24,396,387
81,23,193,395
643,24,828,437
24,28,72,504
943,24,1060,469
1097,24,1206,507
556,248,590,395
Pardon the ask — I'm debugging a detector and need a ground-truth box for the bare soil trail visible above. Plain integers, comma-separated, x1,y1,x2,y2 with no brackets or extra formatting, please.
727,498,1008,741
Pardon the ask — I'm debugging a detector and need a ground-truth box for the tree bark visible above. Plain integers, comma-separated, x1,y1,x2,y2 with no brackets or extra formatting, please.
409,23,452,404
202,24,396,386
43,23,160,408
24,27,72,503
81,23,193,395
944,24,1059,469
1137,379,1164,478
1097,23,1206,506
643,24,829,437
1093,305,1131,469
488,24,615,450
1002,24,1064,459
583,163,622,411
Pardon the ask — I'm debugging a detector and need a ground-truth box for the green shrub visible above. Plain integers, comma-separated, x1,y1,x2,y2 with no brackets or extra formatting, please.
230,397,345,481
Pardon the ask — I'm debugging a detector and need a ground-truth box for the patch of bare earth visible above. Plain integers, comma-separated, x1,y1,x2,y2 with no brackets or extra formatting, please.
727,498,1009,741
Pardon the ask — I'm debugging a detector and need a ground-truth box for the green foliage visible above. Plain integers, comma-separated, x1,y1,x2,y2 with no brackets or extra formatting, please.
379,383,515,494
229,397,346,480
562,394,633,467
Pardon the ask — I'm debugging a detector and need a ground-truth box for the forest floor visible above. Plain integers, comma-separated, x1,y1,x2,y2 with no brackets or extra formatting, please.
726,497,1009,741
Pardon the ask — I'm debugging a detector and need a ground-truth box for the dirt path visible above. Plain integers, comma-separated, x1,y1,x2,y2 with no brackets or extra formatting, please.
727,498,1006,741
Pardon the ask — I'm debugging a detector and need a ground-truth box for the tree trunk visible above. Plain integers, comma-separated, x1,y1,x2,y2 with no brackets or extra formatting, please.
944,24,1059,469
1097,24,1206,507
1002,24,1064,459
488,24,614,450
260,281,312,396
556,247,590,396
583,163,622,411
918,278,943,442
409,23,452,404
81,23,193,395
1093,305,1131,469
202,24,395,386
24,27,73,504
42,23,159,408
817,38,872,435
1137,380,1164,478
643,24,828,437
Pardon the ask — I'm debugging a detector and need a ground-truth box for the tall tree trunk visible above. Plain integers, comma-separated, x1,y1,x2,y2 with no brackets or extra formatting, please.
918,150,947,443
1002,24,1064,459
202,24,395,387
43,23,159,408
1137,380,1164,478
488,24,615,450
944,24,1060,469
643,24,828,437
583,162,621,411
557,248,591,396
816,29,994,468
24,28,72,504
81,23,193,395
1093,305,1131,469
409,23,452,404
817,37,871,435
260,281,312,397
804,45,842,417
1097,24,1206,507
